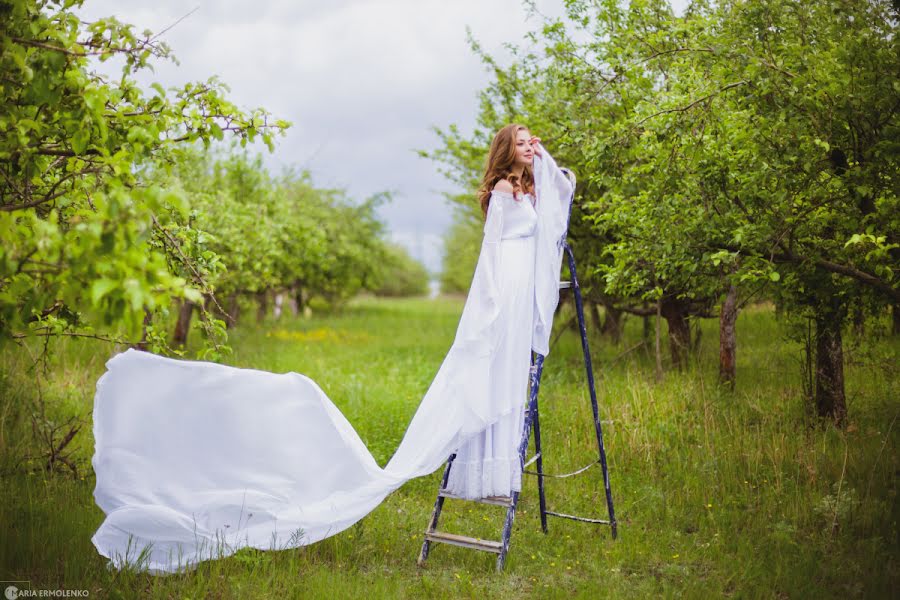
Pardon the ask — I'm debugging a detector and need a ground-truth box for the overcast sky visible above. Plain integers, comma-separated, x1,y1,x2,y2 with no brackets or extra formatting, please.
77,0,686,275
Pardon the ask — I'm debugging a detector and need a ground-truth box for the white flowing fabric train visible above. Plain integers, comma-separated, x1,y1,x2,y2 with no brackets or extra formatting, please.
90,143,573,573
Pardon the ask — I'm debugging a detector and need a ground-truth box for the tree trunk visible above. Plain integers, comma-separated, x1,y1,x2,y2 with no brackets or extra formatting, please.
661,297,691,370
601,303,623,344
691,320,703,353
655,298,664,381
815,312,847,425
225,294,240,329
643,301,652,345
589,301,602,336
718,284,738,391
295,287,306,313
273,293,284,319
287,286,300,316
173,300,195,345
134,309,153,351
851,303,865,338
256,290,269,324
893,304,900,336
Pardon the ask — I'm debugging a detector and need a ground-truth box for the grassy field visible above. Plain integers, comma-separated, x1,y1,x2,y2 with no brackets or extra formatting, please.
1,295,897,598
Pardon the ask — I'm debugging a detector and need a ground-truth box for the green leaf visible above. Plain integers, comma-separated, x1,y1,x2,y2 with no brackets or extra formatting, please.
91,279,118,304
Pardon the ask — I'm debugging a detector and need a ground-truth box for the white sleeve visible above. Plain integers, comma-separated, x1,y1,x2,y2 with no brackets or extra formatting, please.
452,192,504,353
531,143,574,356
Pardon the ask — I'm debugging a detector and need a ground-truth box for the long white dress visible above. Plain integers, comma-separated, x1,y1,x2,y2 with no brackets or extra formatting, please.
443,189,536,500
90,144,573,574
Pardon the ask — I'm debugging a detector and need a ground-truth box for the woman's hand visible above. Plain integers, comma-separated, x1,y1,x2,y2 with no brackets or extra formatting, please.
529,136,542,157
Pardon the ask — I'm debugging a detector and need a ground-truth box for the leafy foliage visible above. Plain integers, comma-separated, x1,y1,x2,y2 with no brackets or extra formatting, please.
426,0,898,419
373,242,430,298
439,211,483,294
0,0,289,349
1,0,429,357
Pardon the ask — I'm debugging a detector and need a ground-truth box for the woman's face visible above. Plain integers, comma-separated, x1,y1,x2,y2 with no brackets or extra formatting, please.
514,129,534,167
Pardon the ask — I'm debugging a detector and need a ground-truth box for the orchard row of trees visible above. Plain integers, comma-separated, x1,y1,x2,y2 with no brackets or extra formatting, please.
430,0,898,425
1,0,427,359
157,148,429,351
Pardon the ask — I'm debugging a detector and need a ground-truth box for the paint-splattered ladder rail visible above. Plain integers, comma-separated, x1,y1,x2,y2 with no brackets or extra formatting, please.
416,168,618,572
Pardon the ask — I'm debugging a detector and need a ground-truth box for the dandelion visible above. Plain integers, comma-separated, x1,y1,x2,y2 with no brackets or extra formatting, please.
672,553,679,559
706,503,712,508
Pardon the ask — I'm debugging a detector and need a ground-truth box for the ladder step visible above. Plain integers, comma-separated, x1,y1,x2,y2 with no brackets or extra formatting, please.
545,510,611,524
523,452,541,468
524,460,598,479
423,531,503,554
437,489,513,506
559,281,572,289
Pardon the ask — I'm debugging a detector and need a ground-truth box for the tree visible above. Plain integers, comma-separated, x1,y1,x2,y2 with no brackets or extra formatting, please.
426,0,898,424
0,0,288,354
372,243,430,297
154,146,399,339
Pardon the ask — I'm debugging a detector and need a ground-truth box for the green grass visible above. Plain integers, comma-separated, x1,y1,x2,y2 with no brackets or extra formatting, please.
1,296,897,598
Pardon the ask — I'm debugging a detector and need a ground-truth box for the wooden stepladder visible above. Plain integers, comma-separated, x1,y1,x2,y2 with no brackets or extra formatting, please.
417,169,617,571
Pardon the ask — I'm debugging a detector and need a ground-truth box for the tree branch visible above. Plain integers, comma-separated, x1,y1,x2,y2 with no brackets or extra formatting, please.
635,81,748,126
150,214,231,319
12,330,131,343
776,245,900,302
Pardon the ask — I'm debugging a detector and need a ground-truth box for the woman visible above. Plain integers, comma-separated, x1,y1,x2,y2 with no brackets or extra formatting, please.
443,123,545,499
90,124,573,573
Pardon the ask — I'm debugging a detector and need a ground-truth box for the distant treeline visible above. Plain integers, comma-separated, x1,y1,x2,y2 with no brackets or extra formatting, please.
161,148,430,351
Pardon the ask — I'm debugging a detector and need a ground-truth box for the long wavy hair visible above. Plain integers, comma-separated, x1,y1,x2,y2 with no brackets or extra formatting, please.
477,123,535,219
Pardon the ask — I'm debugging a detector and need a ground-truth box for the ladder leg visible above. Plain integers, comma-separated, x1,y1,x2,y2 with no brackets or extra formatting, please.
496,360,545,571
529,352,549,533
565,245,618,538
496,490,520,571
418,453,456,566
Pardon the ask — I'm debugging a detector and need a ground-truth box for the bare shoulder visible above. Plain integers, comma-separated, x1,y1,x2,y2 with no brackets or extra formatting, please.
492,179,514,193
